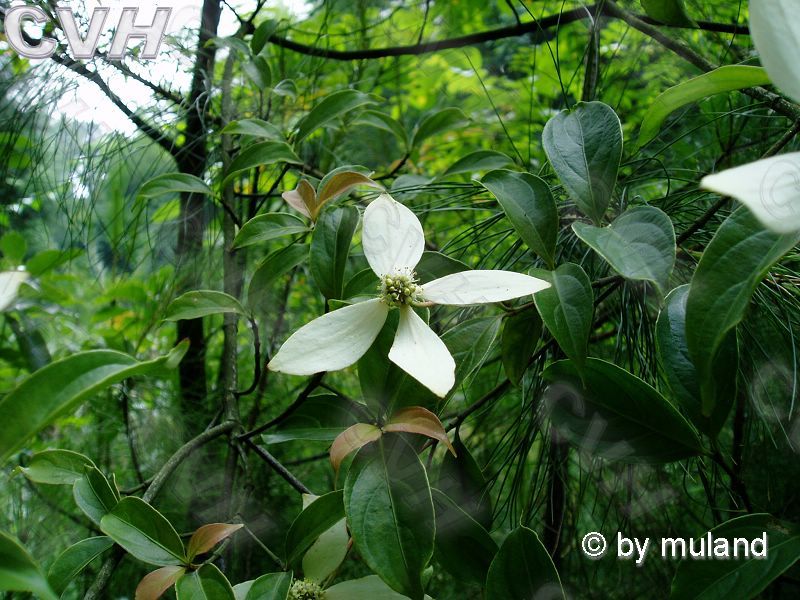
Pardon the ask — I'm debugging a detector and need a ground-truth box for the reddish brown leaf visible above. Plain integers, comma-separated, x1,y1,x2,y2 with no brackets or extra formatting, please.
316,171,383,208
330,423,382,472
281,179,316,219
135,566,185,600
186,523,243,561
384,406,457,456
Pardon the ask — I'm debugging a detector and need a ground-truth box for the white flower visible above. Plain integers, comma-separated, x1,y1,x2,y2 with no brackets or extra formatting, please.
268,193,550,397
0,270,29,312
700,0,800,234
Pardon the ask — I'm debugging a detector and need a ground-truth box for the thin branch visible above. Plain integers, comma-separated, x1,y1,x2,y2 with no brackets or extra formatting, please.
243,439,312,494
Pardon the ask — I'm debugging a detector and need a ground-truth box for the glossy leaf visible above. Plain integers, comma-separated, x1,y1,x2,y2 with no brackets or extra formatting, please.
247,244,308,309
100,497,186,566
176,564,235,600
639,66,771,146
415,251,469,282
686,207,800,414
441,316,502,389
262,393,362,444
301,495,349,583
330,423,382,472
285,490,345,568
542,358,702,463
432,489,497,585
73,466,120,526
138,173,212,199
542,101,622,224
326,575,423,600
573,206,675,293
310,205,359,299
481,169,558,268
442,150,513,178
48,536,114,596
295,89,376,143
501,307,542,385
165,291,247,321
354,110,409,147
187,523,243,561
250,19,279,55
531,263,593,371
0,343,187,463
233,572,292,600
0,530,57,600
657,285,738,436
411,107,469,150
641,0,695,26
437,433,492,530
344,436,435,600
224,141,302,186
485,527,564,600
136,566,186,600
671,514,800,599
233,213,309,249
221,118,283,140
243,55,272,88
316,169,382,207
16,448,96,485
384,406,456,456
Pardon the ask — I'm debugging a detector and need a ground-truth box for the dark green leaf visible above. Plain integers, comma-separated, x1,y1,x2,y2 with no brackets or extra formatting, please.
415,251,469,282
501,307,542,385
48,536,114,596
543,101,622,224
285,490,345,568
442,151,513,178
639,66,770,147
531,263,593,371
431,489,497,586
165,291,247,321
310,205,359,299
100,497,186,566
138,173,212,199
73,466,120,526
221,119,283,140
572,206,675,293
176,564,235,600
411,107,469,150
657,285,738,436
16,448,96,485
233,572,292,600
641,0,695,27
343,267,379,299
295,90,376,144
481,169,558,268
0,343,188,464
344,436,434,600
247,244,308,309
244,56,272,89
224,142,302,186
542,358,702,463
437,433,492,530
262,393,362,444
485,526,564,600
686,207,800,415
251,19,279,55
233,213,309,249
0,530,57,600
442,316,502,389
671,514,800,599
354,110,408,148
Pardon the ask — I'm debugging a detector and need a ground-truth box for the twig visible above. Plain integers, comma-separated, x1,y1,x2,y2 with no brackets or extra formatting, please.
243,439,312,494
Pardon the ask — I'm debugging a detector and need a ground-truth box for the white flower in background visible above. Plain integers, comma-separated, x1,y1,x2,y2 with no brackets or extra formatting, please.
0,270,29,312
268,193,551,397
701,0,800,233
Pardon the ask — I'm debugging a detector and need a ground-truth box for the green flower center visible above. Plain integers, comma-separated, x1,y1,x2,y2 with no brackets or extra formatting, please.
289,579,326,600
379,270,421,307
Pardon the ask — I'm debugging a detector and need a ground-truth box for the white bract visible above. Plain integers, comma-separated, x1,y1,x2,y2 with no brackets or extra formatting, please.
701,0,800,233
268,193,551,397
0,270,29,312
